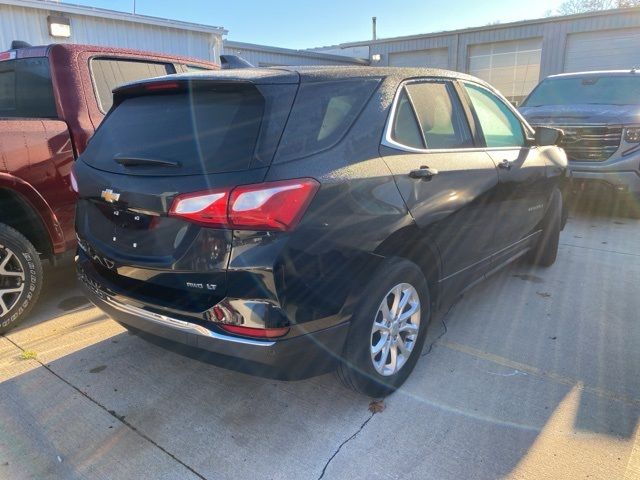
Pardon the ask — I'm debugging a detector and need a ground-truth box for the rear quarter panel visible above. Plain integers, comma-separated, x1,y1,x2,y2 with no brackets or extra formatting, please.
253,77,413,329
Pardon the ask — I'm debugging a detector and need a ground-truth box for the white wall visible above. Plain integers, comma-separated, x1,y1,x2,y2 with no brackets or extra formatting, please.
0,3,222,61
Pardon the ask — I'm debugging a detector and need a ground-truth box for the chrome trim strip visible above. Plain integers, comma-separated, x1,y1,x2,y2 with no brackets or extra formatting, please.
103,295,276,347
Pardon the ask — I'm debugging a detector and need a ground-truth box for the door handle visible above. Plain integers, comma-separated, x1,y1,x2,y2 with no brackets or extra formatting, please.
498,159,512,170
409,166,439,180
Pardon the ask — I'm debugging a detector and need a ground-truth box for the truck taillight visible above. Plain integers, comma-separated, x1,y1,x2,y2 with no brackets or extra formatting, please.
169,178,319,231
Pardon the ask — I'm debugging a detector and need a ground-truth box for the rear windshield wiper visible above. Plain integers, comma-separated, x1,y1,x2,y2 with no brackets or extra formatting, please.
114,155,181,168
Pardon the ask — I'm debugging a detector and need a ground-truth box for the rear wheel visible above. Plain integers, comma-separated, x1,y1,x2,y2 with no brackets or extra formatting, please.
529,189,562,267
337,258,430,397
0,224,43,333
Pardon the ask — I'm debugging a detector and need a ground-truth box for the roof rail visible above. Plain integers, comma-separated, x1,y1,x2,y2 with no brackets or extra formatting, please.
10,40,32,50
220,55,253,69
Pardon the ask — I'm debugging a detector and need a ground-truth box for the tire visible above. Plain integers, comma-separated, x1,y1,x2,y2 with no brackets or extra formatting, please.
0,224,43,333
337,257,431,397
529,189,562,267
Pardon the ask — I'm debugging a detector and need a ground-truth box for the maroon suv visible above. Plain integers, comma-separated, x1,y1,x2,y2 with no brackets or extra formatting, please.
0,42,217,332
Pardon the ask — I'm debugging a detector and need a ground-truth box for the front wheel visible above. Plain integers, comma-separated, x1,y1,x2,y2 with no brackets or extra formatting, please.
337,257,430,397
0,224,43,333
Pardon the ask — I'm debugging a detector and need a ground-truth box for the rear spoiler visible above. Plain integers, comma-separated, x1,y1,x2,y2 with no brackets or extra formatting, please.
220,55,253,69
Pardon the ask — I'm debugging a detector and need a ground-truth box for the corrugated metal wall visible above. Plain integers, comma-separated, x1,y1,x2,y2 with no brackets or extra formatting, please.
0,3,222,61
223,42,367,67
366,8,640,78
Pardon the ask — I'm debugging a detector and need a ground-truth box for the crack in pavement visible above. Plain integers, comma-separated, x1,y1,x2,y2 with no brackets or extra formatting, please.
2,335,209,480
318,298,462,478
421,298,458,357
317,411,376,480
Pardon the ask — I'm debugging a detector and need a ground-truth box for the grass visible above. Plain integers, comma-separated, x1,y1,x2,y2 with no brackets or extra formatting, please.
18,350,37,360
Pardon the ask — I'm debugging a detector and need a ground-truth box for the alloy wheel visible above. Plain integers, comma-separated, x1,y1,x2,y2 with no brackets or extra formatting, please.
370,282,421,376
0,244,25,318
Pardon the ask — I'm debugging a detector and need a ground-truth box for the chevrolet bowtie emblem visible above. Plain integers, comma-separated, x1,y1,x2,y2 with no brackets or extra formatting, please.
101,189,121,203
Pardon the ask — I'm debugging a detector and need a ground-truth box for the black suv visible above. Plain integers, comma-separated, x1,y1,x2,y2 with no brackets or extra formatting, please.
74,67,567,396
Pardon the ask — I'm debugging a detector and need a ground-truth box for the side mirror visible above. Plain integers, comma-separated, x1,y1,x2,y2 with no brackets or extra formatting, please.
535,126,563,146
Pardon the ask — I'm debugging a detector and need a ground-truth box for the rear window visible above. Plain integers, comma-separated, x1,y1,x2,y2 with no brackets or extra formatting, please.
275,79,380,162
91,58,175,112
82,85,266,175
0,57,57,118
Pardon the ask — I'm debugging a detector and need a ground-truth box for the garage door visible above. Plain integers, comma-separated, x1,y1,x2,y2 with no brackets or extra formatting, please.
565,29,640,72
468,38,542,105
388,48,449,69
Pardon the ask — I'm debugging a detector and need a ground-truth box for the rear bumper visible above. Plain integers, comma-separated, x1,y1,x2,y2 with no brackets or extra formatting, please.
77,257,350,380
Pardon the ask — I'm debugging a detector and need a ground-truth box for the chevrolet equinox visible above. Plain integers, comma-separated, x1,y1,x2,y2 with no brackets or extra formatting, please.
73,67,567,397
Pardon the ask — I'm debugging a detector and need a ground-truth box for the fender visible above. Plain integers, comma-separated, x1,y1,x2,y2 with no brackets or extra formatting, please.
0,172,65,254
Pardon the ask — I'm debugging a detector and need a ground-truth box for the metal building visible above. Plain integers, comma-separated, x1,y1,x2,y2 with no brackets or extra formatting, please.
0,0,226,62
222,41,368,67
316,7,640,104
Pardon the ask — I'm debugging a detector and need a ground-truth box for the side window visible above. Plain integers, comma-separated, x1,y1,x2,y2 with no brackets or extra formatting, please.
91,58,175,112
405,82,473,149
464,83,525,148
0,58,57,118
391,88,424,149
275,79,380,162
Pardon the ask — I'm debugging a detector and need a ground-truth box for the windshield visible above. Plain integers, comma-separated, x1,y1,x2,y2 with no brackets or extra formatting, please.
522,75,640,107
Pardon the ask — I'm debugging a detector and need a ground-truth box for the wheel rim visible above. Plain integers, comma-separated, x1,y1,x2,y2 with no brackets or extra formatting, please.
370,283,421,377
0,244,25,318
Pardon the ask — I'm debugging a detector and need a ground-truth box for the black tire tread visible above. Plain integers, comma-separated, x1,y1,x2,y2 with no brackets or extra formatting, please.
0,223,43,333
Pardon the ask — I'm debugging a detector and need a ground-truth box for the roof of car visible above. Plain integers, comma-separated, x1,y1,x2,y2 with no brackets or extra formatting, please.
123,65,486,87
546,69,640,79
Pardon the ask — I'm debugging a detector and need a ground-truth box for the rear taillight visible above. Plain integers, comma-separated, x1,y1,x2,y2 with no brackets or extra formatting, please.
169,178,319,231
220,324,290,339
169,189,229,227
144,81,180,91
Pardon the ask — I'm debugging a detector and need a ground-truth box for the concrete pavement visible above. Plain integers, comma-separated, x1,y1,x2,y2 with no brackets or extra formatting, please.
1,209,639,480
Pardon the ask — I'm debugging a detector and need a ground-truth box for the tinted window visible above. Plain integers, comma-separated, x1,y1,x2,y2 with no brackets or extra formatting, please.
391,89,424,149
464,83,524,147
275,79,380,162
0,58,57,118
91,58,174,112
82,85,265,175
183,65,212,73
406,82,473,149
522,75,640,107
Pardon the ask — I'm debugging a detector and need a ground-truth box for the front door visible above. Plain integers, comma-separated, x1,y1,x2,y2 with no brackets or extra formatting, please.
380,79,500,294
461,82,551,266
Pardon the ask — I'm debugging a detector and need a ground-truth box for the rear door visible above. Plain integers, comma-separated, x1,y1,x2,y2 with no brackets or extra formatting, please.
380,79,500,293
461,82,550,266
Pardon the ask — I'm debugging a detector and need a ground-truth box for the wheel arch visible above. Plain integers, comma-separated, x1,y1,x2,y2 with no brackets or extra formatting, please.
374,224,443,311
0,185,54,257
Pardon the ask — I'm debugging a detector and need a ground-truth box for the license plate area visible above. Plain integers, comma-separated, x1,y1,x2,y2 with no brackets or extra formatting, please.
92,202,174,255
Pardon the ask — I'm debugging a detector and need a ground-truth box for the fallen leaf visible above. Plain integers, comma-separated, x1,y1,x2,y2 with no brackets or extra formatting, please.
369,400,386,413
